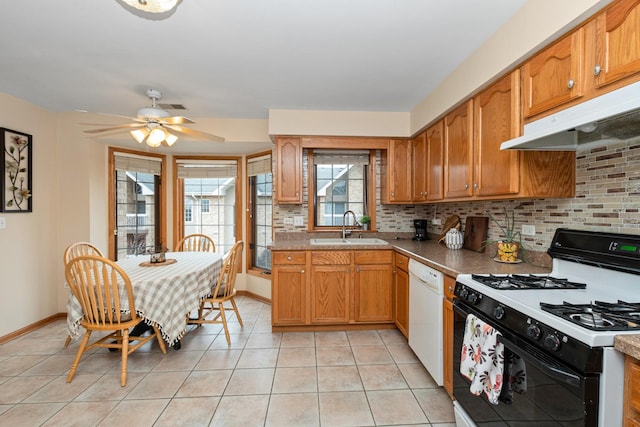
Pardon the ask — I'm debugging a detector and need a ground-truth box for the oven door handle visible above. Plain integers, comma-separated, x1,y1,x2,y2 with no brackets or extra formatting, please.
498,335,581,387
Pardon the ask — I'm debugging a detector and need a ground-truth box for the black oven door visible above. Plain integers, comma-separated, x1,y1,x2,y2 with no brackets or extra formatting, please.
453,300,599,427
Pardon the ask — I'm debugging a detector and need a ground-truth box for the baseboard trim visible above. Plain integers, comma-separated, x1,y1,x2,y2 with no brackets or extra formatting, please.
272,323,397,333
237,290,271,305
0,313,66,344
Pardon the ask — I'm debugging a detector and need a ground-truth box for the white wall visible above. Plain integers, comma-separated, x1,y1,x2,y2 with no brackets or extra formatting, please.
0,93,58,336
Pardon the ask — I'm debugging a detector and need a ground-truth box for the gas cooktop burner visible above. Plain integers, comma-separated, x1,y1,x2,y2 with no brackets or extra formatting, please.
470,274,587,290
540,301,640,331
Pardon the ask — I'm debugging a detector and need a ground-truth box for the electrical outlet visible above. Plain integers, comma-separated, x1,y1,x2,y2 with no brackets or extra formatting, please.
431,218,442,225
294,216,304,226
284,217,294,225
0,217,5,229
522,224,536,236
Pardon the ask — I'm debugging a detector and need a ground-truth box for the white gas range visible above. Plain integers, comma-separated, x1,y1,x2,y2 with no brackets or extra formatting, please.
452,228,640,427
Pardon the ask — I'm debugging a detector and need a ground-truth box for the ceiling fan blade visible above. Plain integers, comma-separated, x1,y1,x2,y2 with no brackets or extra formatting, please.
164,124,225,142
84,123,145,134
160,116,195,125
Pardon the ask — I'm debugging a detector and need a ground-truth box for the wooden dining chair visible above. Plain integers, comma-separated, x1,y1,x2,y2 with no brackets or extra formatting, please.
175,233,216,253
187,241,244,344
65,255,167,386
63,242,104,348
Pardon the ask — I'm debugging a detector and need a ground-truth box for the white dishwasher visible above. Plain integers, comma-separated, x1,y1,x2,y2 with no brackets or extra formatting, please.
408,259,444,386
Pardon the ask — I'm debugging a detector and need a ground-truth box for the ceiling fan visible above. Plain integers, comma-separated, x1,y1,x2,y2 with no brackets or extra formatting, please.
83,89,225,147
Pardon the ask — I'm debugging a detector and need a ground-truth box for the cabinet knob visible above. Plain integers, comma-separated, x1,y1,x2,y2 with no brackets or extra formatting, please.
473,183,478,189
295,192,299,196
567,79,575,89
448,286,453,291
287,256,292,261
593,65,601,76
301,269,305,274
391,192,395,197
464,184,469,190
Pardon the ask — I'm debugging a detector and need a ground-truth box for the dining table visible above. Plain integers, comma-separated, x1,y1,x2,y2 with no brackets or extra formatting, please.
66,251,224,349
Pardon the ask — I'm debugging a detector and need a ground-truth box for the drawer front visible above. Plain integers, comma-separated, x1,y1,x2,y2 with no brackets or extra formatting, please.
354,250,393,265
395,252,409,271
273,251,306,265
311,251,352,265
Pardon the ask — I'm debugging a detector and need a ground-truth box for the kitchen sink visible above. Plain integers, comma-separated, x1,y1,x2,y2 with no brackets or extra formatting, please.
310,238,388,245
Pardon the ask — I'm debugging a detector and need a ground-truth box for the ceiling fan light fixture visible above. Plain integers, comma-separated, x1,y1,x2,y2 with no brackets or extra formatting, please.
130,128,149,143
121,0,180,13
164,132,178,146
147,127,167,147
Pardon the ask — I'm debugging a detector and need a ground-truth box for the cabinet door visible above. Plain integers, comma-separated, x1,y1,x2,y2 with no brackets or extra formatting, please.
444,100,474,199
594,0,640,88
412,132,428,202
625,356,640,425
387,139,413,202
522,28,584,118
311,266,350,324
275,137,302,204
426,120,444,201
394,267,409,337
354,264,393,322
272,265,307,325
473,71,521,196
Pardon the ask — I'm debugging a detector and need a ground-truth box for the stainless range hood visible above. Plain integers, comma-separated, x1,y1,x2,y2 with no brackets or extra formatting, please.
501,80,640,151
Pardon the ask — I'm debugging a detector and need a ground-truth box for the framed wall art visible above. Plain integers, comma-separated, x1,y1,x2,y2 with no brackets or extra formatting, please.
1,128,32,212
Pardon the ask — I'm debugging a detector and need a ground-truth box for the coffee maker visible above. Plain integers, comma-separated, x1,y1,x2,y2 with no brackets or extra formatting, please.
413,219,429,241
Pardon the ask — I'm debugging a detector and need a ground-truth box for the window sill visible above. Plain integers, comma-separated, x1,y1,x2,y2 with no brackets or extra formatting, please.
247,268,271,279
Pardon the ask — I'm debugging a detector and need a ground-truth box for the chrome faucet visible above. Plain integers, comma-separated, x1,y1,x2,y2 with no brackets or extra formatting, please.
342,210,360,239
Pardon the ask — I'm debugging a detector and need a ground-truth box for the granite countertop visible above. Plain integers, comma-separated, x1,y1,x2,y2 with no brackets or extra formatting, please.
270,238,551,278
614,335,640,359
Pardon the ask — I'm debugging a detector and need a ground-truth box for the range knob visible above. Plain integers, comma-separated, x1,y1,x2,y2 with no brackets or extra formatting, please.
459,288,469,299
526,324,542,340
467,292,479,305
493,306,505,320
544,333,561,351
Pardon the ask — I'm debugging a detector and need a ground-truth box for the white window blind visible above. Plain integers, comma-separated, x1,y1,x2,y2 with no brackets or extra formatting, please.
312,150,370,165
176,159,238,179
114,152,163,175
247,154,272,176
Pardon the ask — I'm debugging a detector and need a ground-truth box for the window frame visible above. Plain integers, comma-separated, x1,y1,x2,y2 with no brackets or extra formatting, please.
307,150,376,232
108,147,167,260
246,150,273,276
172,155,242,254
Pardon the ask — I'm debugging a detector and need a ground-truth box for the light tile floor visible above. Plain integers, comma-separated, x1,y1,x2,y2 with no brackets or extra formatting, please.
0,296,455,426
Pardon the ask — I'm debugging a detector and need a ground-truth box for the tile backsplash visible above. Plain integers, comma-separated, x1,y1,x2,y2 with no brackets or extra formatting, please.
273,140,639,257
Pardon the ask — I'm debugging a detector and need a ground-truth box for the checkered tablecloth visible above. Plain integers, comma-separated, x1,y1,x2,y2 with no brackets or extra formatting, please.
66,252,223,346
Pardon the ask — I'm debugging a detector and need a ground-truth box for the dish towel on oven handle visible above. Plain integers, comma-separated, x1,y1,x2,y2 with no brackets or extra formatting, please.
460,314,505,404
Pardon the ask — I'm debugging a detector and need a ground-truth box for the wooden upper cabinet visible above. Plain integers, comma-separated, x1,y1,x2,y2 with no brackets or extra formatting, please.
275,137,302,204
444,100,474,199
522,27,585,118
426,120,444,201
412,132,428,202
594,0,640,89
473,71,521,197
381,139,413,203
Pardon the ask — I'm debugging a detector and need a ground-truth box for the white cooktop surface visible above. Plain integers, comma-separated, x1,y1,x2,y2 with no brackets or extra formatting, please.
457,259,640,347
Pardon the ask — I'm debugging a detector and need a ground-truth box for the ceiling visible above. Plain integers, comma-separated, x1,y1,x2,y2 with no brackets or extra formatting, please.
0,0,527,148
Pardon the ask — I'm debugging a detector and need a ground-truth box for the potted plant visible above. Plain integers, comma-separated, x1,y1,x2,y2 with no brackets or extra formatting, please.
360,215,371,231
485,207,523,263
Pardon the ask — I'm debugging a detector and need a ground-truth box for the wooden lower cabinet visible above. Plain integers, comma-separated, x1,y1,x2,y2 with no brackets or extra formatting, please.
354,251,394,322
625,355,640,426
443,275,456,397
271,251,308,325
394,252,410,337
272,249,394,328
